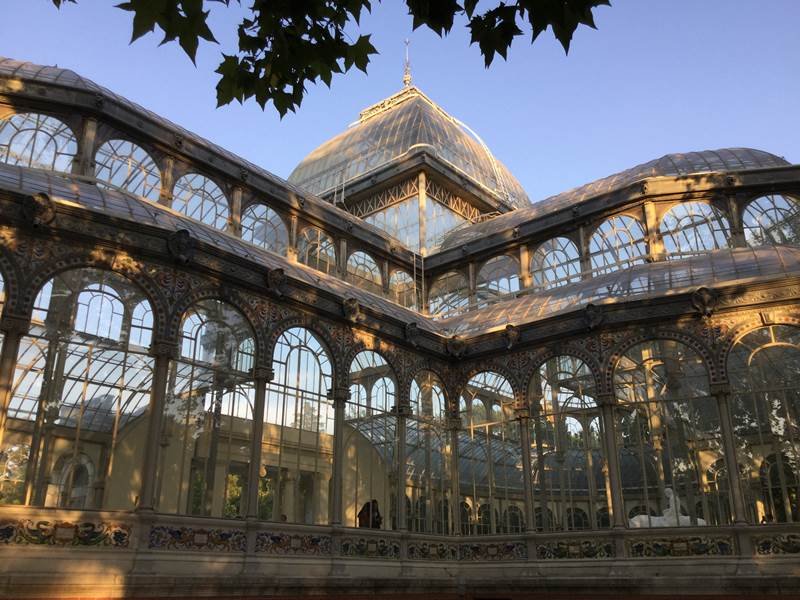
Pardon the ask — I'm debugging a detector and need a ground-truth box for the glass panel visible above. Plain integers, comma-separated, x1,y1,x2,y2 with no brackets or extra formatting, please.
743,194,800,247
346,351,396,529
346,251,383,296
426,199,468,253
0,113,77,172
589,215,647,276
428,271,469,319
458,372,523,535
241,203,289,255
388,270,417,310
94,139,161,201
171,173,230,231
476,255,520,308
364,196,420,252
660,202,731,258
613,339,729,527
2,269,153,509
297,227,337,275
158,299,255,518
531,237,582,291
529,356,608,532
264,327,333,524
727,325,800,523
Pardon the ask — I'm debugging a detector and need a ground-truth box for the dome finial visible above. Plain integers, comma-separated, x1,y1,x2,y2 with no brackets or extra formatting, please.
403,38,412,87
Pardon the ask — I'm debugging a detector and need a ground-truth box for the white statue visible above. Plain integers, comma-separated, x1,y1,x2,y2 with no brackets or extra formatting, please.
628,488,707,528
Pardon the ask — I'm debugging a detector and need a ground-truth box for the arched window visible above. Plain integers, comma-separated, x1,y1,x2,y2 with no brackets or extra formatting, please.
161,299,256,519
530,237,581,291
129,300,153,348
428,271,469,318
94,139,161,201
297,227,336,275
408,370,452,534
388,270,416,310
241,203,289,255
504,505,525,533
588,215,647,275
476,255,520,307
346,251,382,295
459,372,520,535
0,113,77,172
529,355,606,532
346,351,397,529
74,284,124,340
727,325,800,524
266,327,333,524
660,201,731,258
614,339,727,527
4,269,153,509
743,194,800,247
171,173,230,231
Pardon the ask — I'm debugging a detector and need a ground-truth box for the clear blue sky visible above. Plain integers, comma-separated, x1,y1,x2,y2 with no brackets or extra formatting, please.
2,1,798,202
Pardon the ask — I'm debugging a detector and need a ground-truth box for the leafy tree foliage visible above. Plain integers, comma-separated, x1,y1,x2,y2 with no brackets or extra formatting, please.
51,0,609,115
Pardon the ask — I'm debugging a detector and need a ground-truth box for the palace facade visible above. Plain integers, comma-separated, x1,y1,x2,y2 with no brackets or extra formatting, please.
0,56,799,598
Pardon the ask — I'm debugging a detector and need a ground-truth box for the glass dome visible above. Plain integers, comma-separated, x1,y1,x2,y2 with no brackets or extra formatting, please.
288,86,529,209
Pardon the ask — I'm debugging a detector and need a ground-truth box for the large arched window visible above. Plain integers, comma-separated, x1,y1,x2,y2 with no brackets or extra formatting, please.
3,269,153,510
241,203,289,256
588,215,647,275
660,201,731,258
346,251,382,296
530,237,581,291
476,255,520,308
530,356,611,530
408,370,452,533
345,351,397,529
428,271,469,318
94,139,161,201
171,173,230,231
266,327,333,524
614,339,727,527
159,299,255,519
0,113,77,172
727,325,800,523
743,194,800,247
297,227,337,275
388,270,416,310
458,372,521,535
529,355,607,532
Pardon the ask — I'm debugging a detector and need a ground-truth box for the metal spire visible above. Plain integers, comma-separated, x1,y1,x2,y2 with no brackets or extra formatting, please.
403,38,412,87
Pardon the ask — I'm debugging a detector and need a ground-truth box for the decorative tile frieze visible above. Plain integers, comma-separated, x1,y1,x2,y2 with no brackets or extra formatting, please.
627,535,734,557
407,541,459,561
148,525,246,552
537,539,614,560
256,531,332,555
755,533,800,555
339,536,400,559
459,541,527,561
0,519,130,548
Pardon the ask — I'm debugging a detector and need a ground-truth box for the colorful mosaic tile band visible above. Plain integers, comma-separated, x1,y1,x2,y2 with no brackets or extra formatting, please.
0,519,130,547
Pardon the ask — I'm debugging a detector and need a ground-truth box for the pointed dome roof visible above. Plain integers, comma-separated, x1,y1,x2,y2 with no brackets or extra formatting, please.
288,86,530,209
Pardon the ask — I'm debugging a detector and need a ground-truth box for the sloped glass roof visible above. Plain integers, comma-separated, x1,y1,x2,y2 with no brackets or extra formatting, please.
440,245,800,336
441,148,791,249
0,57,403,250
0,163,436,333
288,87,529,209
